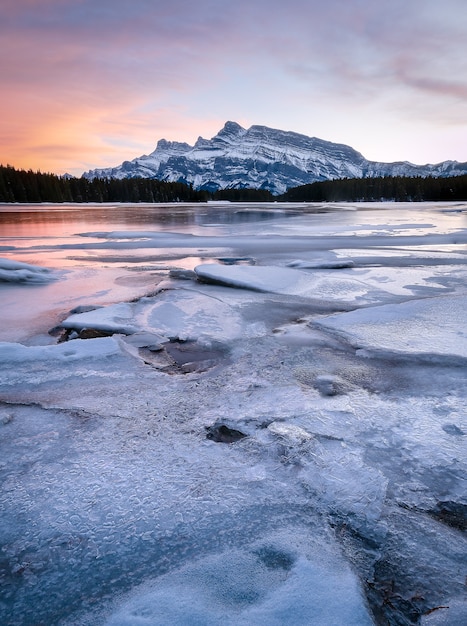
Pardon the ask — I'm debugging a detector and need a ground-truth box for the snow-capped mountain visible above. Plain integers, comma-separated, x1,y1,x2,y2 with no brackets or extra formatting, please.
84,121,467,195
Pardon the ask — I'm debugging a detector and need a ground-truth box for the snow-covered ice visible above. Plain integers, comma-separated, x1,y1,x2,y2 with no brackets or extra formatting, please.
0,257,57,283
0,336,123,363
194,262,380,303
61,288,244,343
0,202,466,625
317,294,467,363
105,530,374,626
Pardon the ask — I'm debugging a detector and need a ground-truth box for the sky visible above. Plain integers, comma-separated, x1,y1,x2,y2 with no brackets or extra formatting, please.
1,0,467,176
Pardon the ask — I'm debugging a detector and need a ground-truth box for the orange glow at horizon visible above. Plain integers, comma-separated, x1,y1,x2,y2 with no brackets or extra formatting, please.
1,0,467,176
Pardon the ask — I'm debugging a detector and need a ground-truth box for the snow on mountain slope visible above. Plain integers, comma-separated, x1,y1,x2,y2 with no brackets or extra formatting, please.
84,122,467,195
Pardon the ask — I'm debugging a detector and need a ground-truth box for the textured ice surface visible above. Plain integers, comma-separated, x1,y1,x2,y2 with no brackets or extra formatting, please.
61,302,140,334
194,262,393,304
105,530,373,626
317,294,467,362
61,288,244,342
421,599,467,625
1,203,466,626
286,249,355,269
0,336,123,363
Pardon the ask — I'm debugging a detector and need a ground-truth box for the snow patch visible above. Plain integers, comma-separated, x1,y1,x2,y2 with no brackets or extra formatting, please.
317,294,467,362
105,531,373,626
0,336,123,362
0,257,57,284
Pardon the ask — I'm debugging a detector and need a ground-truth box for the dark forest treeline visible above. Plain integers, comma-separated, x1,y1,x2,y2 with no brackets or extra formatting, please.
0,164,274,203
1,164,467,203
279,174,467,202
211,188,274,202
0,165,208,203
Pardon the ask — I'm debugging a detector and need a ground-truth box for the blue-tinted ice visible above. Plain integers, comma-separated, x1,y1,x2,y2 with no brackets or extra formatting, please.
0,202,466,625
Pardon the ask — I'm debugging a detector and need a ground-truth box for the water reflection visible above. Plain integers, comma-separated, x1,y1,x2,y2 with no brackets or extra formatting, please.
0,203,308,239
1,201,466,344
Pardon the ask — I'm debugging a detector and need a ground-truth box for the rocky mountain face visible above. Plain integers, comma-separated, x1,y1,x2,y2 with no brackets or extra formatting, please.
84,121,467,195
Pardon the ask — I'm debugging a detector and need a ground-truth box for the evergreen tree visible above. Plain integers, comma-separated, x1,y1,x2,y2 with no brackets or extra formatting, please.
1,164,467,203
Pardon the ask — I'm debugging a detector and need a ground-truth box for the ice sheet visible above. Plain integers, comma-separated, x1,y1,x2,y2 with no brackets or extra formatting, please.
316,294,467,362
1,202,466,626
105,531,374,626
0,257,57,283
194,262,395,304
61,288,244,342
0,336,123,362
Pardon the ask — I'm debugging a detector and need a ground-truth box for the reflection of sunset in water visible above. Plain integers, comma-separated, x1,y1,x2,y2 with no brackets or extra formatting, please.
1,201,467,626
1,202,466,343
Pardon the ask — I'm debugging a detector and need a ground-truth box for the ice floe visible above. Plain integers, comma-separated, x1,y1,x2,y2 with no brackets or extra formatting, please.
0,257,56,283
316,294,467,362
0,336,123,362
61,302,140,335
194,262,393,304
60,288,244,343
286,250,355,269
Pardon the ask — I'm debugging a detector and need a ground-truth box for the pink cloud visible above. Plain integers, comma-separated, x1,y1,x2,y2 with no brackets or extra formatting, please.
1,0,466,173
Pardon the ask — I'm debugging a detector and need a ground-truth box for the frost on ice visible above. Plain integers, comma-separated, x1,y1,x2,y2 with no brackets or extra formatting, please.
194,262,386,303
317,294,467,363
0,202,466,625
105,530,374,626
60,289,244,343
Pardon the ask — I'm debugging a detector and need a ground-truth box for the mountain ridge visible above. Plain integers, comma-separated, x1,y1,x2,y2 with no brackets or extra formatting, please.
84,122,467,195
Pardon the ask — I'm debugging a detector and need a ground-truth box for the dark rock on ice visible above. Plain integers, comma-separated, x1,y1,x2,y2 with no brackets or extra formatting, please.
56,327,115,342
169,269,197,280
139,339,229,375
429,501,467,532
48,325,67,338
165,340,226,368
442,424,465,436
69,304,103,314
206,424,247,443
313,374,349,396
76,328,115,340
217,257,256,265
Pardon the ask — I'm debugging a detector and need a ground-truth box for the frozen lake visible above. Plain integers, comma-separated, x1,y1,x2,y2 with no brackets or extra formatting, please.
0,201,466,625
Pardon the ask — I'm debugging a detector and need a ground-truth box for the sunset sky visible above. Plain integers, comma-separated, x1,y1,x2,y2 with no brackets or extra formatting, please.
1,0,467,176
